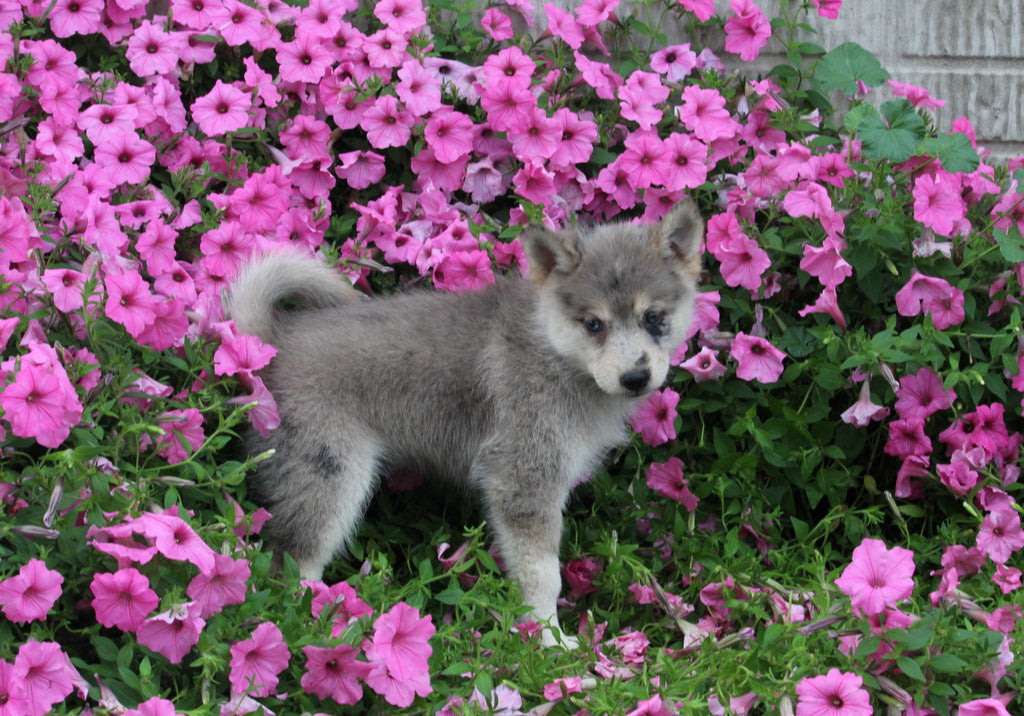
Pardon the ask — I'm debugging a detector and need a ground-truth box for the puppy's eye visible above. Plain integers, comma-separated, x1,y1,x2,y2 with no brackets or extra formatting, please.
583,317,605,335
643,310,664,330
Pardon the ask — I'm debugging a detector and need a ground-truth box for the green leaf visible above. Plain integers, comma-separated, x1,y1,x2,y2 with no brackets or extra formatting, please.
917,134,980,174
995,224,1024,263
843,103,877,133
929,654,969,674
435,585,464,605
814,42,890,95
859,99,925,163
897,656,927,682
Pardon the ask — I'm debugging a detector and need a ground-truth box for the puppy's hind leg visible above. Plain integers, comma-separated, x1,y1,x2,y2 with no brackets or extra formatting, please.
258,435,381,582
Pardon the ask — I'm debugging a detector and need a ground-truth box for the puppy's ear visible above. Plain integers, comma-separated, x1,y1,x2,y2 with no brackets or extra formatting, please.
651,198,704,279
519,225,581,284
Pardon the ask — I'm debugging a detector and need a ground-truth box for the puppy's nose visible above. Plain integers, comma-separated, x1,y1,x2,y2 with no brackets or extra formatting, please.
619,368,651,393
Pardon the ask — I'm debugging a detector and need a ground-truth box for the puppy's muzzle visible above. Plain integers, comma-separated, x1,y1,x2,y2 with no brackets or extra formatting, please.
619,368,651,394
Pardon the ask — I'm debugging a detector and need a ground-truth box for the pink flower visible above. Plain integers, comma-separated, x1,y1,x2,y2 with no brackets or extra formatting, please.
229,621,291,697
730,333,786,383
798,286,847,329
889,79,944,109
724,0,771,62
0,558,63,623
680,0,715,22
841,381,889,427
126,21,183,76
713,232,771,292
192,80,251,136
894,367,954,421
48,0,104,36
140,509,217,571
895,272,965,329
795,668,871,716
105,270,157,339
368,602,434,682
364,603,434,707
0,659,29,716
994,564,1021,593
214,333,277,379
626,694,674,716
563,556,602,599
544,676,584,701
662,133,709,191
646,457,699,510
885,417,932,458
679,346,727,382
513,161,556,203
187,554,250,618
651,43,697,81
14,641,77,716
91,568,160,632
435,250,495,294
812,0,842,19
913,172,966,237
300,644,369,705
396,60,442,115
93,132,156,185
976,509,1024,564
374,0,427,33
834,538,915,615
481,8,513,40
677,85,734,143
361,95,415,149
629,388,679,446
800,237,852,288
335,150,386,191
276,32,332,83
1,357,82,448
136,602,206,664
544,3,584,49
155,408,205,465
958,698,1012,716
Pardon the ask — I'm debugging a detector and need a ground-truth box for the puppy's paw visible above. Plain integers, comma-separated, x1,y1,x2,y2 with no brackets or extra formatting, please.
540,625,579,650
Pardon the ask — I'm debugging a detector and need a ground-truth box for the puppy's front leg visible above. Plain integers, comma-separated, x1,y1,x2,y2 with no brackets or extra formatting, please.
486,487,579,648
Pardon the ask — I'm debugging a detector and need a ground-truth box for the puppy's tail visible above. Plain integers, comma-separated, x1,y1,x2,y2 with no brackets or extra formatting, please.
228,252,360,342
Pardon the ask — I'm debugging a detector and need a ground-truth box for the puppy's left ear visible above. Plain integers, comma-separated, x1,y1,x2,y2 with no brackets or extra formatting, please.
651,198,704,280
518,225,581,285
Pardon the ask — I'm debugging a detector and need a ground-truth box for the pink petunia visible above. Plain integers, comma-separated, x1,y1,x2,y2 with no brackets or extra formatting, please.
229,621,291,697
676,85,734,143
368,602,434,682
679,346,727,382
976,509,1024,564
834,537,915,615
187,554,250,618
125,21,183,76
730,333,786,383
481,7,514,39
888,79,944,110
361,95,415,149
894,367,954,421
885,417,932,458
93,131,156,185
154,408,205,465
544,676,584,701
812,0,842,19
136,602,206,664
912,172,966,237
795,668,872,716
138,509,217,571
0,358,82,448
396,60,442,115
105,270,157,339
215,332,277,379
14,641,78,716
798,286,847,330
645,457,699,510
301,644,369,705
957,698,1012,716
724,0,771,62
563,556,602,599
0,559,63,623
91,568,160,632
840,380,889,427
192,80,251,136
629,388,679,446
679,0,715,22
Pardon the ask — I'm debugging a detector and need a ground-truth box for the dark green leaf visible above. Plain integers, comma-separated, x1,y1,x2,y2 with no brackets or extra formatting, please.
859,100,925,162
995,224,1024,263
917,134,980,174
814,42,890,95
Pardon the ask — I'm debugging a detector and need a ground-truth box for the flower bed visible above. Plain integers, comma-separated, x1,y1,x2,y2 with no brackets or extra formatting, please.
0,0,1020,713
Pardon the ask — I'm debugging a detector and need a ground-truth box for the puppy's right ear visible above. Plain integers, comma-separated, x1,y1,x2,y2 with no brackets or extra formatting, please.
518,226,581,285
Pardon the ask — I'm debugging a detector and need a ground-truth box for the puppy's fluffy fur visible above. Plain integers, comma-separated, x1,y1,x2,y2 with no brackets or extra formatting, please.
229,200,704,644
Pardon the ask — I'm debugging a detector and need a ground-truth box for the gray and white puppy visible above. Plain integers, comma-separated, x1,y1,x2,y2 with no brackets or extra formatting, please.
228,200,704,646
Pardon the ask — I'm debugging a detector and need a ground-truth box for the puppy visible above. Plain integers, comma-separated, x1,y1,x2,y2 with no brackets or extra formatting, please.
228,200,704,645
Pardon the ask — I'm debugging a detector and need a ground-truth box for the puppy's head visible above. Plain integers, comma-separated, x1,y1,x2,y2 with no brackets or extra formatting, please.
521,200,704,397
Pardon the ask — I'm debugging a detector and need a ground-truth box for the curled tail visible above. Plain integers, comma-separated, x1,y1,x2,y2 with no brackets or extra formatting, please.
228,252,360,342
